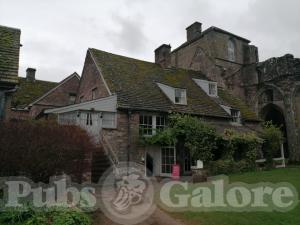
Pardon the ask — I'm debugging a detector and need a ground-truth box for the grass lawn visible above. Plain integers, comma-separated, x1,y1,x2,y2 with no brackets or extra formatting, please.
171,167,300,225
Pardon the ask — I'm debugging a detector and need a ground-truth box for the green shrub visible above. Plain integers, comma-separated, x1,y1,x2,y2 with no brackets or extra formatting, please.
209,159,255,175
143,113,219,162
52,209,91,225
261,122,284,169
0,207,91,225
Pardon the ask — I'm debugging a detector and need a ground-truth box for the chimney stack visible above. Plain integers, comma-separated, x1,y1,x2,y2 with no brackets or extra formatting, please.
154,44,171,68
26,68,36,82
186,22,202,42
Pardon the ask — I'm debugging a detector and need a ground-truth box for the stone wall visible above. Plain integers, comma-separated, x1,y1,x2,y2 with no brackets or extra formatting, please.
102,111,146,164
170,29,258,100
246,54,300,161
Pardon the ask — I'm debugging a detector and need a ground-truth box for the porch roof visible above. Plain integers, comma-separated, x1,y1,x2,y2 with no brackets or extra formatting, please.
44,95,117,114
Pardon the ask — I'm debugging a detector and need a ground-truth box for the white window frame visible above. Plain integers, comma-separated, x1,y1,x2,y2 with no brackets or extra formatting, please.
230,109,241,124
174,88,187,105
157,83,187,105
193,79,218,97
139,114,166,136
208,83,217,96
161,146,176,177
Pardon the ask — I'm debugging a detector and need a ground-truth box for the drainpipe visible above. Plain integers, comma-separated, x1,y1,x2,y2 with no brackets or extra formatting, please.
127,110,132,169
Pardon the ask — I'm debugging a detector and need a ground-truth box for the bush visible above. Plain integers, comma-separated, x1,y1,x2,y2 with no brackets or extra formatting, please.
0,207,91,225
0,121,94,182
261,122,284,169
209,159,255,175
224,130,261,169
143,114,219,162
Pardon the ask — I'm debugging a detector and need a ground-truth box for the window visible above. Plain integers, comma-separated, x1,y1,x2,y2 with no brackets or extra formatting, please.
92,88,97,100
156,116,166,132
139,115,166,136
69,94,76,105
193,79,218,97
228,39,236,61
231,109,240,123
209,83,217,96
139,115,153,136
175,88,187,104
102,112,116,128
86,113,93,126
161,146,176,175
80,96,84,103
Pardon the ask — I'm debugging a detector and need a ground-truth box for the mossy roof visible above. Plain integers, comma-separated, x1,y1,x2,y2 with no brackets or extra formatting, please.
217,88,260,121
0,25,21,85
89,48,258,121
11,77,58,108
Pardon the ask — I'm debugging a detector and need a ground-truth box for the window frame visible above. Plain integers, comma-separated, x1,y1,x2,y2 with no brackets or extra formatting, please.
174,88,187,105
139,114,167,136
102,112,117,129
92,88,97,100
230,109,241,124
68,93,77,105
228,39,236,62
161,146,176,176
208,82,217,96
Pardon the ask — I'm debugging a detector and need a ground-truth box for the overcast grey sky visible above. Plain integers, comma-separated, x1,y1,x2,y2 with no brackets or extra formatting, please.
0,0,299,82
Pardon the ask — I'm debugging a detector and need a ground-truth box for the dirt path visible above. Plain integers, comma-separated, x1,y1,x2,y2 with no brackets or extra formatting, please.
92,208,186,225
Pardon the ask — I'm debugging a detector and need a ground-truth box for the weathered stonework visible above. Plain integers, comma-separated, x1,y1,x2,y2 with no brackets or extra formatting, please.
158,22,300,161
244,54,300,161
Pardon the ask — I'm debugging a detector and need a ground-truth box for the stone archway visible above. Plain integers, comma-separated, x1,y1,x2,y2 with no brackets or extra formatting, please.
260,104,289,158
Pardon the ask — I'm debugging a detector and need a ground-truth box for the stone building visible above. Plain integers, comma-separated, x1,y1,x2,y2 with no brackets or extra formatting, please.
46,48,260,180
0,25,21,120
245,54,300,161
8,69,80,120
156,21,300,162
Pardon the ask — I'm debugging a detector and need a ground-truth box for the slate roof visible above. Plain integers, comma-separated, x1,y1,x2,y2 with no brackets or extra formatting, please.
217,88,259,121
0,25,21,85
11,77,58,108
89,48,259,121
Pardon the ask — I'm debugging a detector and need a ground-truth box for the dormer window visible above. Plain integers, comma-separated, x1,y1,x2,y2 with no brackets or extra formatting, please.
209,83,217,96
157,83,187,105
175,88,187,104
193,79,218,97
220,105,241,125
231,109,241,123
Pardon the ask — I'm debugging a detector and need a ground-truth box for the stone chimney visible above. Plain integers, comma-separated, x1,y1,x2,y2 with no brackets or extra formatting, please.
154,44,171,68
26,68,36,82
186,22,202,42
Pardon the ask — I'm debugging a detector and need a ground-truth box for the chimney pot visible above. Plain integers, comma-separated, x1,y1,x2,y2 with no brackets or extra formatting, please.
26,68,36,82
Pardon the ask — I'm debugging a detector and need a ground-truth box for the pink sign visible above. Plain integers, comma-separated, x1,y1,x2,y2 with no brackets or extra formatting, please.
172,164,180,180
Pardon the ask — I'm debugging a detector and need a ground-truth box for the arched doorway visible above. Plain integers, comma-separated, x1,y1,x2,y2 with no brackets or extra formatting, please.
260,104,288,158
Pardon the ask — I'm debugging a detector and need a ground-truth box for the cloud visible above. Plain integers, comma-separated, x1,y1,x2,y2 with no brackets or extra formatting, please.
0,0,299,82
109,14,148,54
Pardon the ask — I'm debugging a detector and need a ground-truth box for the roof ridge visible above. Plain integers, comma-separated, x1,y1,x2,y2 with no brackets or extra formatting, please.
89,48,156,66
0,24,21,31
